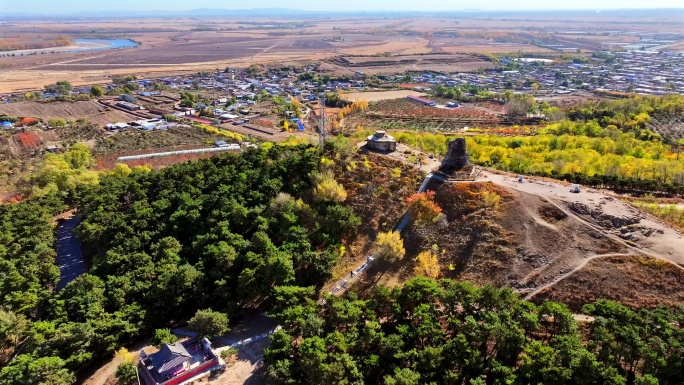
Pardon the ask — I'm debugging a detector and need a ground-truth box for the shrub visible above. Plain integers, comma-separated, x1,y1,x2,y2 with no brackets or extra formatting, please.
152,329,178,348
220,348,239,359
187,309,230,338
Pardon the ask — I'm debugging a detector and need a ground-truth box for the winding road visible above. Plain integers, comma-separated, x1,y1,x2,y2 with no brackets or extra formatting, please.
55,216,87,291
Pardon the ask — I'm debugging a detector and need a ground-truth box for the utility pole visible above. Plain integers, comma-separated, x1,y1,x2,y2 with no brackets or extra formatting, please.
318,92,328,146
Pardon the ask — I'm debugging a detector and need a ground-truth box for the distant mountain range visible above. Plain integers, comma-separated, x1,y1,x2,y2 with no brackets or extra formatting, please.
2,7,683,19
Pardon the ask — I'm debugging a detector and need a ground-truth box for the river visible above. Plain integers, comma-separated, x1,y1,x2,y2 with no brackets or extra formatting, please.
56,216,87,291
72,38,140,52
1,38,139,56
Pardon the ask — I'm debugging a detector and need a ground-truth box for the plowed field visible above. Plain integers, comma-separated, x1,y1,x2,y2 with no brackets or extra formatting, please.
0,100,139,126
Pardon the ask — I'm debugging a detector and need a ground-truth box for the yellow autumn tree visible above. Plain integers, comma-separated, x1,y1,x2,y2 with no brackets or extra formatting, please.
111,163,132,177
312,171,347,203
414,250,440,278
290,98,303,118
133,165,152,173
114,347,134,364
33,143,99,196
114,348,136,385
375,231,405,262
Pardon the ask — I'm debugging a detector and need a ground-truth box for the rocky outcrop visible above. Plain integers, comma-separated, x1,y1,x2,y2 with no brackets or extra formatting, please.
569,202,642,229
439,138,473,175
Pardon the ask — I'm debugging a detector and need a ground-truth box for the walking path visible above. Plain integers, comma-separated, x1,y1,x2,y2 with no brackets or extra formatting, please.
321,172,436,301
214,326,282,354
55,215,87,291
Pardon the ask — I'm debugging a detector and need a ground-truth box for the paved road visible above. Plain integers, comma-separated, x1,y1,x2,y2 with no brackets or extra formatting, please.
56,216,87,291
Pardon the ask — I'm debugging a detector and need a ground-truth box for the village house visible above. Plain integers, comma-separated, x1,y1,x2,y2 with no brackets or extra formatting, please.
138,338,220,385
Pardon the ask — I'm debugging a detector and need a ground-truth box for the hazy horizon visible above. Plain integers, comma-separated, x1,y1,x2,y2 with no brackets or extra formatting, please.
2,0,684,14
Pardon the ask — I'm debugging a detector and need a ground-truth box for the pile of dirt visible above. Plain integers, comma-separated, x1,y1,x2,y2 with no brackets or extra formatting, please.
328,152,423,283
531,255,684,311
434,184,626,292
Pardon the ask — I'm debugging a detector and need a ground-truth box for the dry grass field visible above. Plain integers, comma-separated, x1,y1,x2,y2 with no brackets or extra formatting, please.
342,90,426,102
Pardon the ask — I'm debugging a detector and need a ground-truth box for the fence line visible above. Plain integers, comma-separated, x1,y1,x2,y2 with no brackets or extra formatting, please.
117,146,240,161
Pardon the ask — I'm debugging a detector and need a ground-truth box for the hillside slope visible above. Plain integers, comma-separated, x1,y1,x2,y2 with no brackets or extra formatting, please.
354,172,684,310
531,254,684,311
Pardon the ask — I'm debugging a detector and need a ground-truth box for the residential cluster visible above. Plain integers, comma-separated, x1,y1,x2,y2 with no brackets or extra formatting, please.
438,51,684,96
1,51,683,132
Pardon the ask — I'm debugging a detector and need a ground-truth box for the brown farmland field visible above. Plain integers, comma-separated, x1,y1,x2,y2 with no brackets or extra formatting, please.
342,90,426,103
0,100,141,126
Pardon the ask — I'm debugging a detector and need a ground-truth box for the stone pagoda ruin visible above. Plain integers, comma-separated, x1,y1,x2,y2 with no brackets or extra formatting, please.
437,138,474,178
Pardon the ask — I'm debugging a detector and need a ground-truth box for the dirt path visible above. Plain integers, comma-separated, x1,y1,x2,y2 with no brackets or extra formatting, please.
82,356,121,385
523,253,634,300
244,41,282,66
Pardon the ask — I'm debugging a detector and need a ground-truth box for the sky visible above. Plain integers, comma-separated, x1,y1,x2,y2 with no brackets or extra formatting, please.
1,0,683,14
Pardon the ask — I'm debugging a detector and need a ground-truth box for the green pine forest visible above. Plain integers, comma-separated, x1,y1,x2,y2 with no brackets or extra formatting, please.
265,278,684,385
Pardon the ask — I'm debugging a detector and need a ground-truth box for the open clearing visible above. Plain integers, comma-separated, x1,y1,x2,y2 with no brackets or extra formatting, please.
342,90,426,102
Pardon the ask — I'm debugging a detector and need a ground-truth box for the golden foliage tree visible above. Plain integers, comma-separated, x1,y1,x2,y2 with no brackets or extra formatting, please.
312,172,348,203
290,98,303,118
114,347,134,364
111,163,132,177
375,231,405,262
114,348,136,385
414,250,440,278
34,143,99,196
